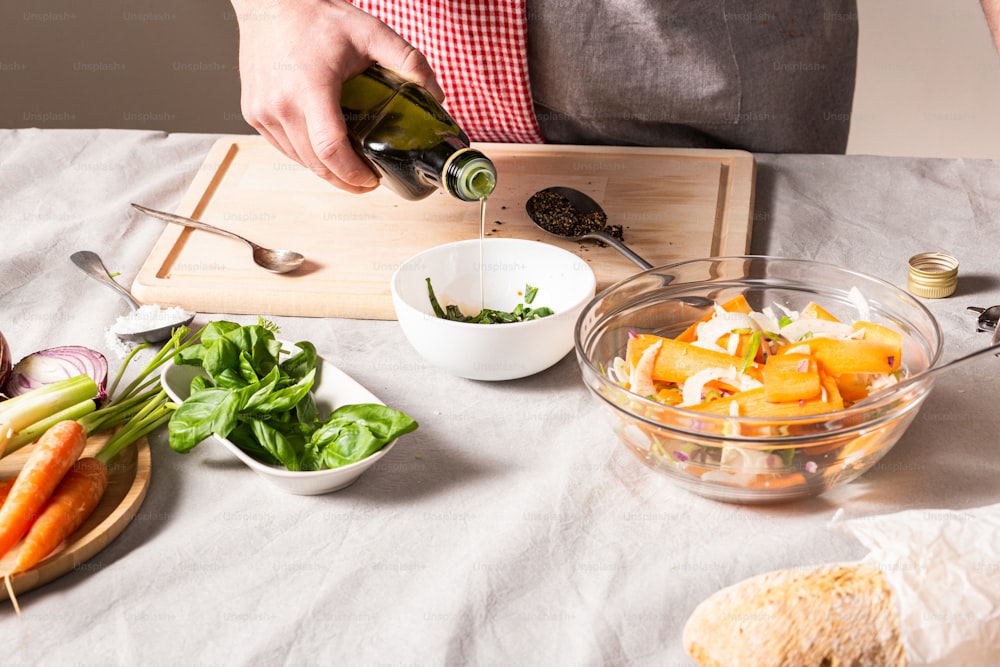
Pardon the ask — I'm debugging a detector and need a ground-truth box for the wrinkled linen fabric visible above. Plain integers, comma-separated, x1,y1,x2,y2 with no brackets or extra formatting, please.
1,129,1000,665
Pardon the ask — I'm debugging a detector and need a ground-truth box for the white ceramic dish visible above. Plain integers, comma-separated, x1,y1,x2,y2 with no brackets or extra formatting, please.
391,238,597,381
160,343,399,495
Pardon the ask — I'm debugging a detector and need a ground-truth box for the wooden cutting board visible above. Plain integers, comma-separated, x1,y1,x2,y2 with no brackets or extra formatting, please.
132,136,755,320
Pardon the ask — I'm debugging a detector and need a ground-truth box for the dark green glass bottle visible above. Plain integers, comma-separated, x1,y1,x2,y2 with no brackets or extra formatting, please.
341,64,497,202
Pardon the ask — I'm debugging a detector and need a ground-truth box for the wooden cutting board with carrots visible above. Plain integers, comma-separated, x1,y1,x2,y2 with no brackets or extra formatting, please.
0,434,150,600
132,136,755,320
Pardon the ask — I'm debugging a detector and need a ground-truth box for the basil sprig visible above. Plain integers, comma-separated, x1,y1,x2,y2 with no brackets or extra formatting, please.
167,320,417,470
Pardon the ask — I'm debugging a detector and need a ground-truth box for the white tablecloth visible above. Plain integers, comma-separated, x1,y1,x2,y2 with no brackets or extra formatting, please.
1,128,999,665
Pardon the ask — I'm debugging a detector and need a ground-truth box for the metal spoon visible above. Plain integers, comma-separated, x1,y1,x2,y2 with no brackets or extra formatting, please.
131,203,305,274
70,250,194,343
525,186,652,270
856,341,1000,407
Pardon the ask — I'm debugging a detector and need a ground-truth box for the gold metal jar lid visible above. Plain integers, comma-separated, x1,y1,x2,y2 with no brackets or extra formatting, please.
907,252,959,298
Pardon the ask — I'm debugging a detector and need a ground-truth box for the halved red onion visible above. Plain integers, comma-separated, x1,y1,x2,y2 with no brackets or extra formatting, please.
4,345,109,402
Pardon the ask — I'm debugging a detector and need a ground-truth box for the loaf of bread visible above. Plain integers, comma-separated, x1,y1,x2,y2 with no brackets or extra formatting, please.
683,561,906,666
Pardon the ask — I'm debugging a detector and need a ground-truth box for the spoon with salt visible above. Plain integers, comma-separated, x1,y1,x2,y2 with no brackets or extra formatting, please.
70,251,194,344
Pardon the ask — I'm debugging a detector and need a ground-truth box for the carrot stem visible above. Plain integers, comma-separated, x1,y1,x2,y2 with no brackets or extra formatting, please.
96,393,173,467
105,341,151,398
78,327,197,441
78,384,160,435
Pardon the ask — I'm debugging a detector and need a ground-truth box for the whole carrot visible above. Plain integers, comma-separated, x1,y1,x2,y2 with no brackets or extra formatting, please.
0,420,87,560
9,457,109,574
0,478,13,504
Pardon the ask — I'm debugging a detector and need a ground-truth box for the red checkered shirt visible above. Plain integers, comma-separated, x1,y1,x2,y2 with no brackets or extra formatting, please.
349,0,544,144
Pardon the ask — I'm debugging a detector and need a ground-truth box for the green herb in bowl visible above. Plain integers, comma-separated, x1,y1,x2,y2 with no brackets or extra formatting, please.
426,279,554,324
166,319,417,472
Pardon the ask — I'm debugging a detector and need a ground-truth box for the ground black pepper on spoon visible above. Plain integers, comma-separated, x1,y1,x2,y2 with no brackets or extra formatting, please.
525,187,651,270
525,186,714,309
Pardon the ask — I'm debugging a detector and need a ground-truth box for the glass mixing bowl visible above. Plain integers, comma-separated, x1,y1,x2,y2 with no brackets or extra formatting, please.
575,256,943,503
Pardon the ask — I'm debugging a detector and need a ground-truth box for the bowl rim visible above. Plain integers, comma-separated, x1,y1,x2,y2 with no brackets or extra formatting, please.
574,254,944,435
391,237,597,329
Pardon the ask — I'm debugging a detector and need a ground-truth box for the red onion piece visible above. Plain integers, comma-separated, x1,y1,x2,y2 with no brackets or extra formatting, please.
3,345,109,402
0,331,10,391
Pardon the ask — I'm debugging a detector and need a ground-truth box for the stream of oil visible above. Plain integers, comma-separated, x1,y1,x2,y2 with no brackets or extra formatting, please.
479,196,487,311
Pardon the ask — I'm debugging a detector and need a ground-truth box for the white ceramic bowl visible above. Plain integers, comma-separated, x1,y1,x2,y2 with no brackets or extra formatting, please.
391,238,597,381
160,342,400,495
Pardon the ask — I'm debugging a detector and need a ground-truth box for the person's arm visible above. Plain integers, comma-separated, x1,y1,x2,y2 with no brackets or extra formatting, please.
982,0,1000,55
229,0,444,193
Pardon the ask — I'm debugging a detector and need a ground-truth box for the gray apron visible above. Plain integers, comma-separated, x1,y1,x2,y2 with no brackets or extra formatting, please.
525,0,858,153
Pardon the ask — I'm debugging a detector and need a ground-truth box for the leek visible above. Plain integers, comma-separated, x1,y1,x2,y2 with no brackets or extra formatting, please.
0,375,99,457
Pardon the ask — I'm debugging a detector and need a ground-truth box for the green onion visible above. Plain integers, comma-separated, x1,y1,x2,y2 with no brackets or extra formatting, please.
80,326,199,465
0,375,99,457
739,331,762,374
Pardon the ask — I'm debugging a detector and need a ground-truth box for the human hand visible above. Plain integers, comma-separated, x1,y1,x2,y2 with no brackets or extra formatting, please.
230,0,444,193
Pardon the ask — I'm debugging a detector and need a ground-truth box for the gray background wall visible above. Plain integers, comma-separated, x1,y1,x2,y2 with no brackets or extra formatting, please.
3,1,1000,157
850,0,1000,158
1,1,251,134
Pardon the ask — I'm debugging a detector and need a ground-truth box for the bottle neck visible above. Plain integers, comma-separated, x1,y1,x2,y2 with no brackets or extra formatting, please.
443,148,497,201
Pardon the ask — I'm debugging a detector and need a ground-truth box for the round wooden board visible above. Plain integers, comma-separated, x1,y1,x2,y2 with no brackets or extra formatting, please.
0,432,151,599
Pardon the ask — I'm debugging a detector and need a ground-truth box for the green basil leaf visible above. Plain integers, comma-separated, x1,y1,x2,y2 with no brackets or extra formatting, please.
295,390,318,427
425,277,447,319
176,343,207,367
527,307,554,319
242,365,282,412
223,324,282,378
306,403,418,468
306,421,375,469
281,341,318,380
168,387,241,452
168,321,419,474
251,368,315,414
176,321,242,368
199,320,242,346
203,337,241,381
249,418,304,471
225,423,281,466
189,375,211,394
